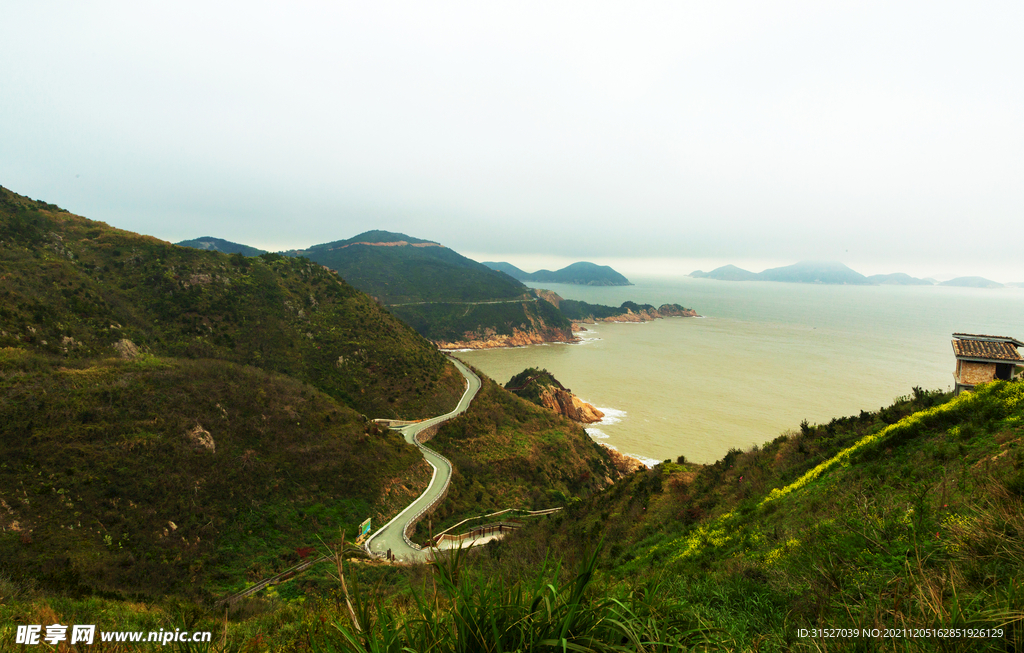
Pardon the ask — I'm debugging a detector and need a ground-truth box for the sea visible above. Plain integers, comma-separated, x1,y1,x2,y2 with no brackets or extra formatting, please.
455,277,1024,467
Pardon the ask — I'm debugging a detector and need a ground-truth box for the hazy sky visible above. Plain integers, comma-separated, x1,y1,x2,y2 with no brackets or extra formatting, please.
3,2,1022,281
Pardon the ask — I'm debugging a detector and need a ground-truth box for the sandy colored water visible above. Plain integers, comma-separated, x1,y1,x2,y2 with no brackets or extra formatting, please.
456,277,1024,465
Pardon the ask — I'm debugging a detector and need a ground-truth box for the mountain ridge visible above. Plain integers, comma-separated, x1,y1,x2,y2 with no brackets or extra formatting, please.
484,260,632,286
691,260,1009,286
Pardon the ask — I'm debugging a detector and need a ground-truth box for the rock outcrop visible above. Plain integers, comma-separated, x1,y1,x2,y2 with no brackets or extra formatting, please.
532,289,700,324
537,386,605,424
532,288,563,309
113,338,142,359
186,424,215,453
585,304,700,323
505,368,604,424
601,445,646,475
435,325,576,350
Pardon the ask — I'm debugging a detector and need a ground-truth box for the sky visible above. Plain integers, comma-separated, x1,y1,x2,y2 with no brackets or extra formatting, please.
2,2,1022,281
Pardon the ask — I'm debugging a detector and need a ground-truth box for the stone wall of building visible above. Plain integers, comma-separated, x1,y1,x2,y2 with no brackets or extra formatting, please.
959,360,996,385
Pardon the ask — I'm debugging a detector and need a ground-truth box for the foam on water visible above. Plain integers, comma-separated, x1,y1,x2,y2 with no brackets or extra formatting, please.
585,427,610,439
629,453,662,468
593,406,626,425
599,442,659,468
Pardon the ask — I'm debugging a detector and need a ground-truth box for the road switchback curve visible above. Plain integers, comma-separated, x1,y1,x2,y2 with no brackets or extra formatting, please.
365,357,481,563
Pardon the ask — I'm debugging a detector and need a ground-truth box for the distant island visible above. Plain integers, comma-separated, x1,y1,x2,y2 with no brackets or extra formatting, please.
690,261,1012,287
484,261,632,286
938,276,1005,289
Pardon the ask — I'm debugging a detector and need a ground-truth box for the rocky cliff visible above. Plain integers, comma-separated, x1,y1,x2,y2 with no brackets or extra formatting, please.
435,323,576,350
601,445,646,475
505,368,604,424
537,386,605,424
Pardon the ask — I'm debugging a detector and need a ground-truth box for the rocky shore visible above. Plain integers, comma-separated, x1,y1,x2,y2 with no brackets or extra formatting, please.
435,325,576,350
572,303,700,324
600,445,647,475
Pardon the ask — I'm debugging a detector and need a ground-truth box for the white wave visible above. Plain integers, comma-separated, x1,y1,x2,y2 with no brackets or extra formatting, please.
598,443,659,469
630,453,661,468
593,406,626,425
585,427,610,440
440,348,474,353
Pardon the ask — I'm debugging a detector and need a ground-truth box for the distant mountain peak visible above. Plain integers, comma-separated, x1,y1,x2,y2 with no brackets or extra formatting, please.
483,261,631,286
176,237,265,257
301,230,441,253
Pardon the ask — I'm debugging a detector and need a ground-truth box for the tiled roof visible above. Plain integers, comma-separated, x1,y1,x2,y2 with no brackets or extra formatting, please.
952,339,1023,362
953,332,1024,347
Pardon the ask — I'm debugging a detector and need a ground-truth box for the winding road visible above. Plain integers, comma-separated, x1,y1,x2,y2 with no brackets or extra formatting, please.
365,357,481,563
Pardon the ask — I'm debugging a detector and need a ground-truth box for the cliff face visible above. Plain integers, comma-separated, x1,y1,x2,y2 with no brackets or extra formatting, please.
432,300,575,350
505,368,604,424
538,386,605,424
601,445,646,475
532,288,563,308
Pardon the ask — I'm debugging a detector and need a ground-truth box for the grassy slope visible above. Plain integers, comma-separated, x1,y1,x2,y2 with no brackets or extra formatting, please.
235,384,1022,652
294,236,528,305
413,368,618,541
289,231,576,343
0,350,431,600
0,187,463,419
494,381,1024,650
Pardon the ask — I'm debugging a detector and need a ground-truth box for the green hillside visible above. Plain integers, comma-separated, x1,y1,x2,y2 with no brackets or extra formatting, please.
389,296,571,345
290,230,528,304
0,188,464,419
285,231,576,344
292,379,1024,652
504,367,567,406
412,366,618,541
496,381,1024,650
0,351,429,600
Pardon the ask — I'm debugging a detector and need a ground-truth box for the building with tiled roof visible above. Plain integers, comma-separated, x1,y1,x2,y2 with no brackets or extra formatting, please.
951,333,1023,395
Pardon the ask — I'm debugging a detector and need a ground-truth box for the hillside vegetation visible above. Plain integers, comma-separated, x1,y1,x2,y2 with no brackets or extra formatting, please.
492,381,1024,650
288,379,1024,652
283,231,581,345
390,297,571,345
558,299,694,321
0,188,464,419
411,367,618,541
290,231,528,305
0,350,429,600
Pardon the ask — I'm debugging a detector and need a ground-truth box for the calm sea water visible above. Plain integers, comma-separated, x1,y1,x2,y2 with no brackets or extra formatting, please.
456,277,1024,465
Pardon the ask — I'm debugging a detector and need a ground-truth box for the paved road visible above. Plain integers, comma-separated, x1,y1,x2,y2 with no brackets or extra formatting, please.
365,357,481,563
388,297,537,307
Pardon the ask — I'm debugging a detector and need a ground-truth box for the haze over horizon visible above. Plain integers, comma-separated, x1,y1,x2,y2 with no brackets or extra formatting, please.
3,2,1022,282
